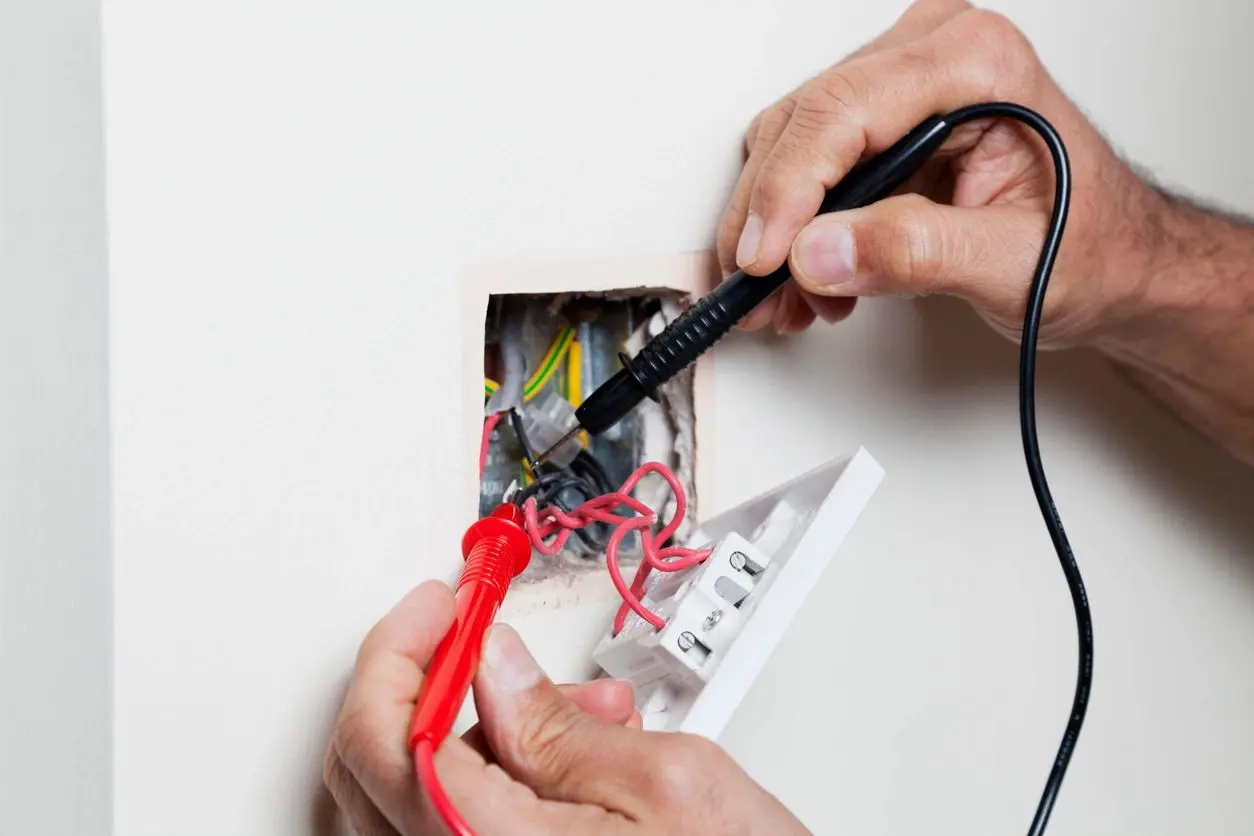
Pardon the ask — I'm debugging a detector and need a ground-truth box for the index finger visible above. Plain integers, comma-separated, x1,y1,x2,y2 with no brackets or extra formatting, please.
330,581,455,828
718,0,973,322
737,9,1040,275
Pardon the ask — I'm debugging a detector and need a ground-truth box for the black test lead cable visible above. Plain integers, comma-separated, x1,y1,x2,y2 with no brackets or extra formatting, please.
533,102,1092,835
947,102,1092,836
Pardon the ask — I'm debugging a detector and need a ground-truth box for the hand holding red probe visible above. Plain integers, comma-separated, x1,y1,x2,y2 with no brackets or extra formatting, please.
323,582,807,835
408,502,532,753
407,502,533,835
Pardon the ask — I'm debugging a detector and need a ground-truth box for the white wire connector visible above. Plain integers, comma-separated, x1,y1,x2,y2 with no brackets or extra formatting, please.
596,532,769,690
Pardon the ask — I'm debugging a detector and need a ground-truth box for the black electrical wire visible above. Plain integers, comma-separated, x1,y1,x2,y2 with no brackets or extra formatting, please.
942,103,1092,836
508,408,539,468
549,494,604,551
572,450,615,495
516,471,572,504
509,408,612,552
569,451,614,552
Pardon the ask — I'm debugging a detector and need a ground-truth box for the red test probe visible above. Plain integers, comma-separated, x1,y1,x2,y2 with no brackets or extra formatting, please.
409,502,532,836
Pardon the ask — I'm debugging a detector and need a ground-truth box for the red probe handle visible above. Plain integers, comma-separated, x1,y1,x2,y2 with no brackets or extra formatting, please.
408,504,532,751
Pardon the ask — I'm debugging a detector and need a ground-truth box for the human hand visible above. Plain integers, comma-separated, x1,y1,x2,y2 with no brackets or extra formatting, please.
716,0,1159,348
324,581,809,835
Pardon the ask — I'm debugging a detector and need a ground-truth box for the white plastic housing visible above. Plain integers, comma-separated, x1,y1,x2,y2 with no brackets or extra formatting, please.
592,447,884,740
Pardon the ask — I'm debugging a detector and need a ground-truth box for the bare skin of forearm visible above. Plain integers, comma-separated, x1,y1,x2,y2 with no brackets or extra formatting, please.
1093,184,1254,464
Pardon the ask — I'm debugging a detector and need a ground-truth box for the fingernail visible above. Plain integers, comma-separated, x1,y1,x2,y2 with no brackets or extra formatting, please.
736,213,764,268
481,625,543,693
794,222,855,287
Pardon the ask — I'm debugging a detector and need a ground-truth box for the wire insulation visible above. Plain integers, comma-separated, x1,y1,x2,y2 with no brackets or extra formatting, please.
565,337,591,448
521,461,710,632
479,413,503,478
486,306,528,414
944,102,1091,836
523,325,574,401
414,738,475,836
565,337,583,403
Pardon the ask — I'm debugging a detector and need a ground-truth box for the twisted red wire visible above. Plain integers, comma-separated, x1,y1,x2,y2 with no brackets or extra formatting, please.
521,461,710,634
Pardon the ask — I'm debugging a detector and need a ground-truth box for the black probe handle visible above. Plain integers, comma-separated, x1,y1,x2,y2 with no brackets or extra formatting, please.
575,113,955,436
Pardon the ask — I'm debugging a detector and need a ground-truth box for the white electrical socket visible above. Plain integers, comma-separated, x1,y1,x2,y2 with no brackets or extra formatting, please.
593,448,884,740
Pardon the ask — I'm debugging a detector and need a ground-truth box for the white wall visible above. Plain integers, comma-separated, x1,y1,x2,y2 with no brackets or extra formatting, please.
0,0,112,832
96,1,1254,834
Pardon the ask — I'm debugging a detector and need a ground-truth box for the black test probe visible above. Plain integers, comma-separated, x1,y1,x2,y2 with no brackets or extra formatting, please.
535,112,954,451
533,102,1092,836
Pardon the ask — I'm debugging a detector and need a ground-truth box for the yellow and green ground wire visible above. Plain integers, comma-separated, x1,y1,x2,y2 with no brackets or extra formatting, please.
484,325,588,479
483,325,574,402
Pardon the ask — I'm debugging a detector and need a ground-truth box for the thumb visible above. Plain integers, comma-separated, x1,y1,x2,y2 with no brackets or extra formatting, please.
789,193,1045,312
473,625,660,815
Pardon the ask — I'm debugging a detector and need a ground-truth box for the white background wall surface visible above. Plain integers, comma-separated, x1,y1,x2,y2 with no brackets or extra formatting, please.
7,0,1254,834
1,0,112,832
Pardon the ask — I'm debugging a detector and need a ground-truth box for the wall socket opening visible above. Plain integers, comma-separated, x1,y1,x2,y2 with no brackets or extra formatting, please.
481,289,698,585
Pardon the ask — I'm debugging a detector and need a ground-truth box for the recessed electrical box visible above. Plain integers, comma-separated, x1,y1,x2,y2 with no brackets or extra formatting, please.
479,289,698,585
593,449,884,740
462,253,718,618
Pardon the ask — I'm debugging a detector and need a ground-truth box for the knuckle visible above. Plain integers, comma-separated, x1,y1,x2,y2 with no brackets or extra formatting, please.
763,110,850,190
956,9,1039,94
752,155,791,206
750,75,869,208
321,742,344,792
716,215,739,251
911,0,972,20
331,706,377,773
752,100,796,149
321,750,361,821
789,98,830,137
961,7,1019,45
893,41,942,87
811,70,864,124
717,222,744,271
753,152,809,210
886,196,945,284
513,700,587,783
650,734,728,798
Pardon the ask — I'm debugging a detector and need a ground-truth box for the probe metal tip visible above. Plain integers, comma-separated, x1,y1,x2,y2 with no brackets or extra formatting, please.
502,479,521,505
530,426,581,469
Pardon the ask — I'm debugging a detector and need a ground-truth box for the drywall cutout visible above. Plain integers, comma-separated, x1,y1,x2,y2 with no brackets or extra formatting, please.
461,253,718,617
480,289,697,570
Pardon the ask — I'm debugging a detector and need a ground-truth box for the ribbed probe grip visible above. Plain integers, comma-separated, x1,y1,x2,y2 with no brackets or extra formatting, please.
631,290,736,388
623,114,956,391
458,536,514,598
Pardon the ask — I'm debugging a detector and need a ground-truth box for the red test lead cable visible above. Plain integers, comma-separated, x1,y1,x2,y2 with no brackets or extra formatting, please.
409,501,532,836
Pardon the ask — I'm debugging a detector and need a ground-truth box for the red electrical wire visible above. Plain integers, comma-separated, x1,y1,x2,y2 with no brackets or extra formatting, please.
478,413,709,630
414,739,474,836
479,413,503,477
414,413,510,836
521,460,711,635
